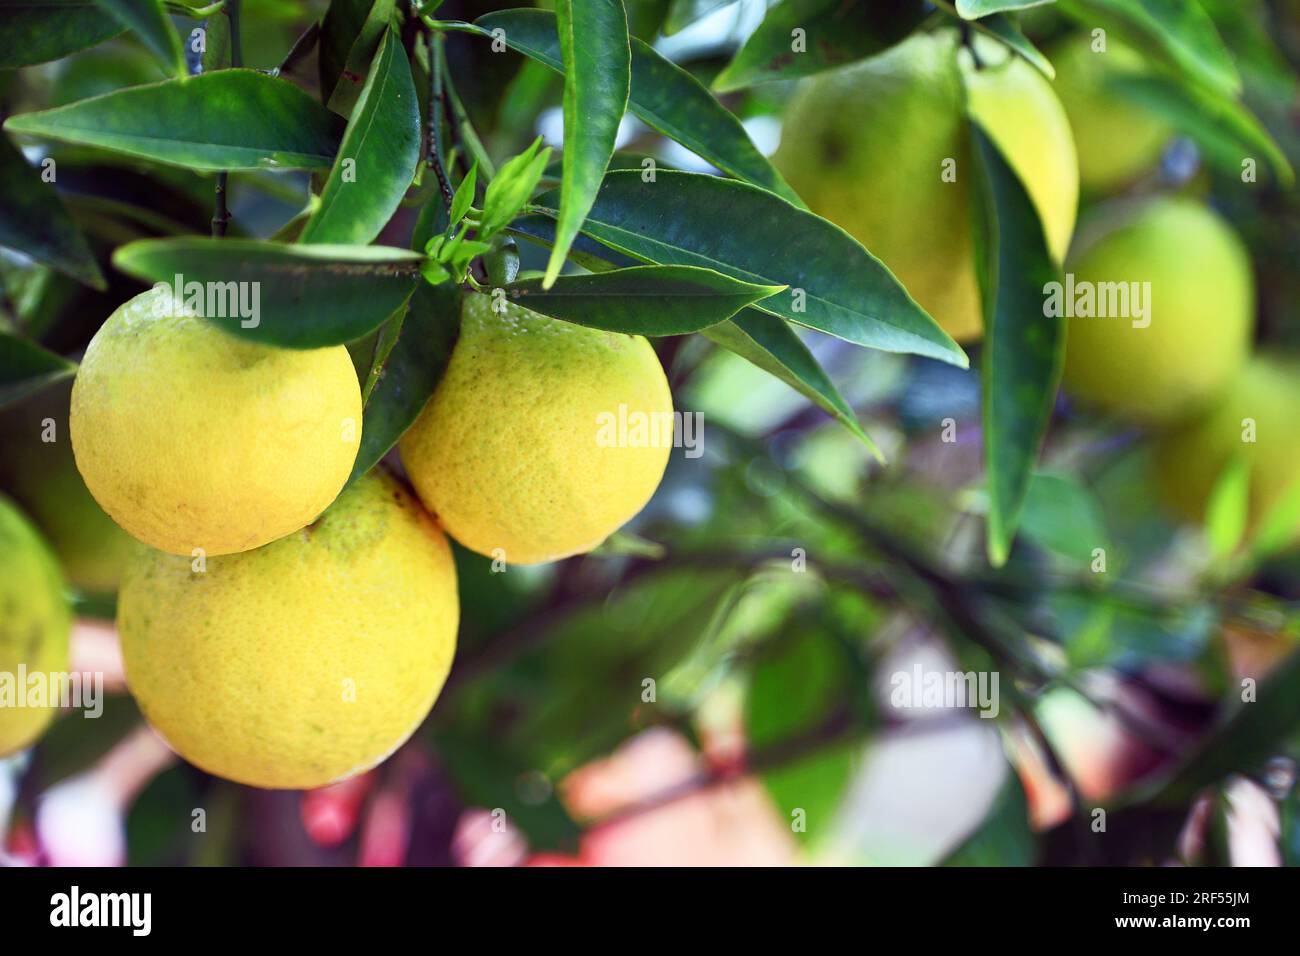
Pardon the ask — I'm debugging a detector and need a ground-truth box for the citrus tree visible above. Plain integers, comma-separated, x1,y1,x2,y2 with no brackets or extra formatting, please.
1,0,1298,866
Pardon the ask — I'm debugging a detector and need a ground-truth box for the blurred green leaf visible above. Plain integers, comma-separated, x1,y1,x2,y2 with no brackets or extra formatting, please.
970,123,1064,567
94,0,187,77
534,170,967,366
963,10,1055,78
1204,456,1250,560
4,71,345,171
1018,471,1111,564
663,0,734,34
0,0,125,68
0,332,77,409
942,762,1036,865
956,0,1051,17
300,29,420,245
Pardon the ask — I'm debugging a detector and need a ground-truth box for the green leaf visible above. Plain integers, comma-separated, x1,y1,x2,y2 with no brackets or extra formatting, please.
942,763,1036,865
503,265,782,335
94,0,187,78
299,29,419,245
349,281,459,484
0,332,77,409
0,132,105,289
478,137,551,239
663,0,734,35
956,0,1051,17
325,0,397,115
533,170,967,366
543,0,631,288
200,5,230,71
1204,456,1250,560
1058,0,1240,98
0,0,125,68
448,162,477,226
964,11,1055,79
320,0,391,109
1017,471,1111,564
112,238,423,348
1107,71,1294,187
471,9,801,206
702,312,880,457
970,123,1064,567
712,0,927,92
4,70,345,172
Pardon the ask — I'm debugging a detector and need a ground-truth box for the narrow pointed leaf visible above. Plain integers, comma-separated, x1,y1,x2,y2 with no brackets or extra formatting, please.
956,0,1051,17
0,333,76,408
0,0,125,68
94,0,187,77
664,0,735,35
505,265,781,335
966,11,1054,79
299,29,420,245
970,123,1064,567
533,170,967,365
112,238,423,348
543,0,631,288
325,0,397,115
4,70,345,171
470,9,800,205
0,132,105,289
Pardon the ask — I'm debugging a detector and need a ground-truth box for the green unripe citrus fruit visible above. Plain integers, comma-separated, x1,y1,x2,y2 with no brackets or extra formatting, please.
117,469,458,789
773,31,1078,342
400,292,673,565
1062,197,1253,424
70,287,362,557
1153,355,1300,544
0,381,135,595
0,494,71,756
1049,34,1173,193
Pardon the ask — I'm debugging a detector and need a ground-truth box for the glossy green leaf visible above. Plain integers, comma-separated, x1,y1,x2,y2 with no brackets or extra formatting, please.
0,333,76,409
703,312,879,456
478,137,551,239
663,0,734,34
543,0,631,288
94,0,187,77
971,124,1064,567
325,0,396,115
112,238,423,348
504,265,782,335
966,11,1055,79
956,0,1051,17
349,281,460,484
448,163,477,227
533,170,966,365
1058,0,1240,98
470,9,801,205
320,0,386,107
712,0,927,92
0,132,105,289
4,71,345,172
942,764,1036,865
0,0,125,68
299,30,419,245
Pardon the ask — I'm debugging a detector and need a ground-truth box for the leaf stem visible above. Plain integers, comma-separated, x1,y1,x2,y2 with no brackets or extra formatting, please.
211,0,242,238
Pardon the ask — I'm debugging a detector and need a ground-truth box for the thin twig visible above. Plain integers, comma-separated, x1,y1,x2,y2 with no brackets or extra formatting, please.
425,29,455,211
211,0,242,238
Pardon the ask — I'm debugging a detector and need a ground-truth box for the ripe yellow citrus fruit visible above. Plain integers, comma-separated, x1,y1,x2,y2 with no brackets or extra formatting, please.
0,494,71,756
0,381,135,595
773,30,1078,342
117,469,458,789
1049,34,1173,193
1153,354,1300,544
400,292,673,565
1062,197,1253,424
70,286,362,557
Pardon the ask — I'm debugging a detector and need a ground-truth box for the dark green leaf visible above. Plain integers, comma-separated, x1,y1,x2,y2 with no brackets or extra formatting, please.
0,0,125,68
349,281,459,484
0,332,77,409
471,9,801,205
504,265,782,335
942,764,1036,865
712,0,927,92
703,312,879,456
112,238,423,348
965,11,1055,79
4,70,345,172
956,0,1051,17
94,0,187,77
533,170,967,365
544,0,631,287
199,6,230,71
663,0,734,35
970,124,1064,567
299,29,420,245
0,132,105,289
325,0,396,115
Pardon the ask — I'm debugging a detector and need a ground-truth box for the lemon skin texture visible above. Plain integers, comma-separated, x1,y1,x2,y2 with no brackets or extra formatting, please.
0,381,135,595
117,469,459,789
0,495,71,756
400,292,673,565
1049,34,1173,193
1062,197,1253,425
773,31,1077,342
70,286,362,557
1153,355,1300,543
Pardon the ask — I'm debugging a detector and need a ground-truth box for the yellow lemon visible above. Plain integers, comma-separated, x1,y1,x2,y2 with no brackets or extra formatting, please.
0,380,135,595
1062,197,1253,424
774,30,1078,342
117,469,458,789
400,292,673,565
70,286,362,556
0,494,71,756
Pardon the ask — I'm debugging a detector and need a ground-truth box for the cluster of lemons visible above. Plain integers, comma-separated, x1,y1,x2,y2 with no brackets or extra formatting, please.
1,289,672,787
